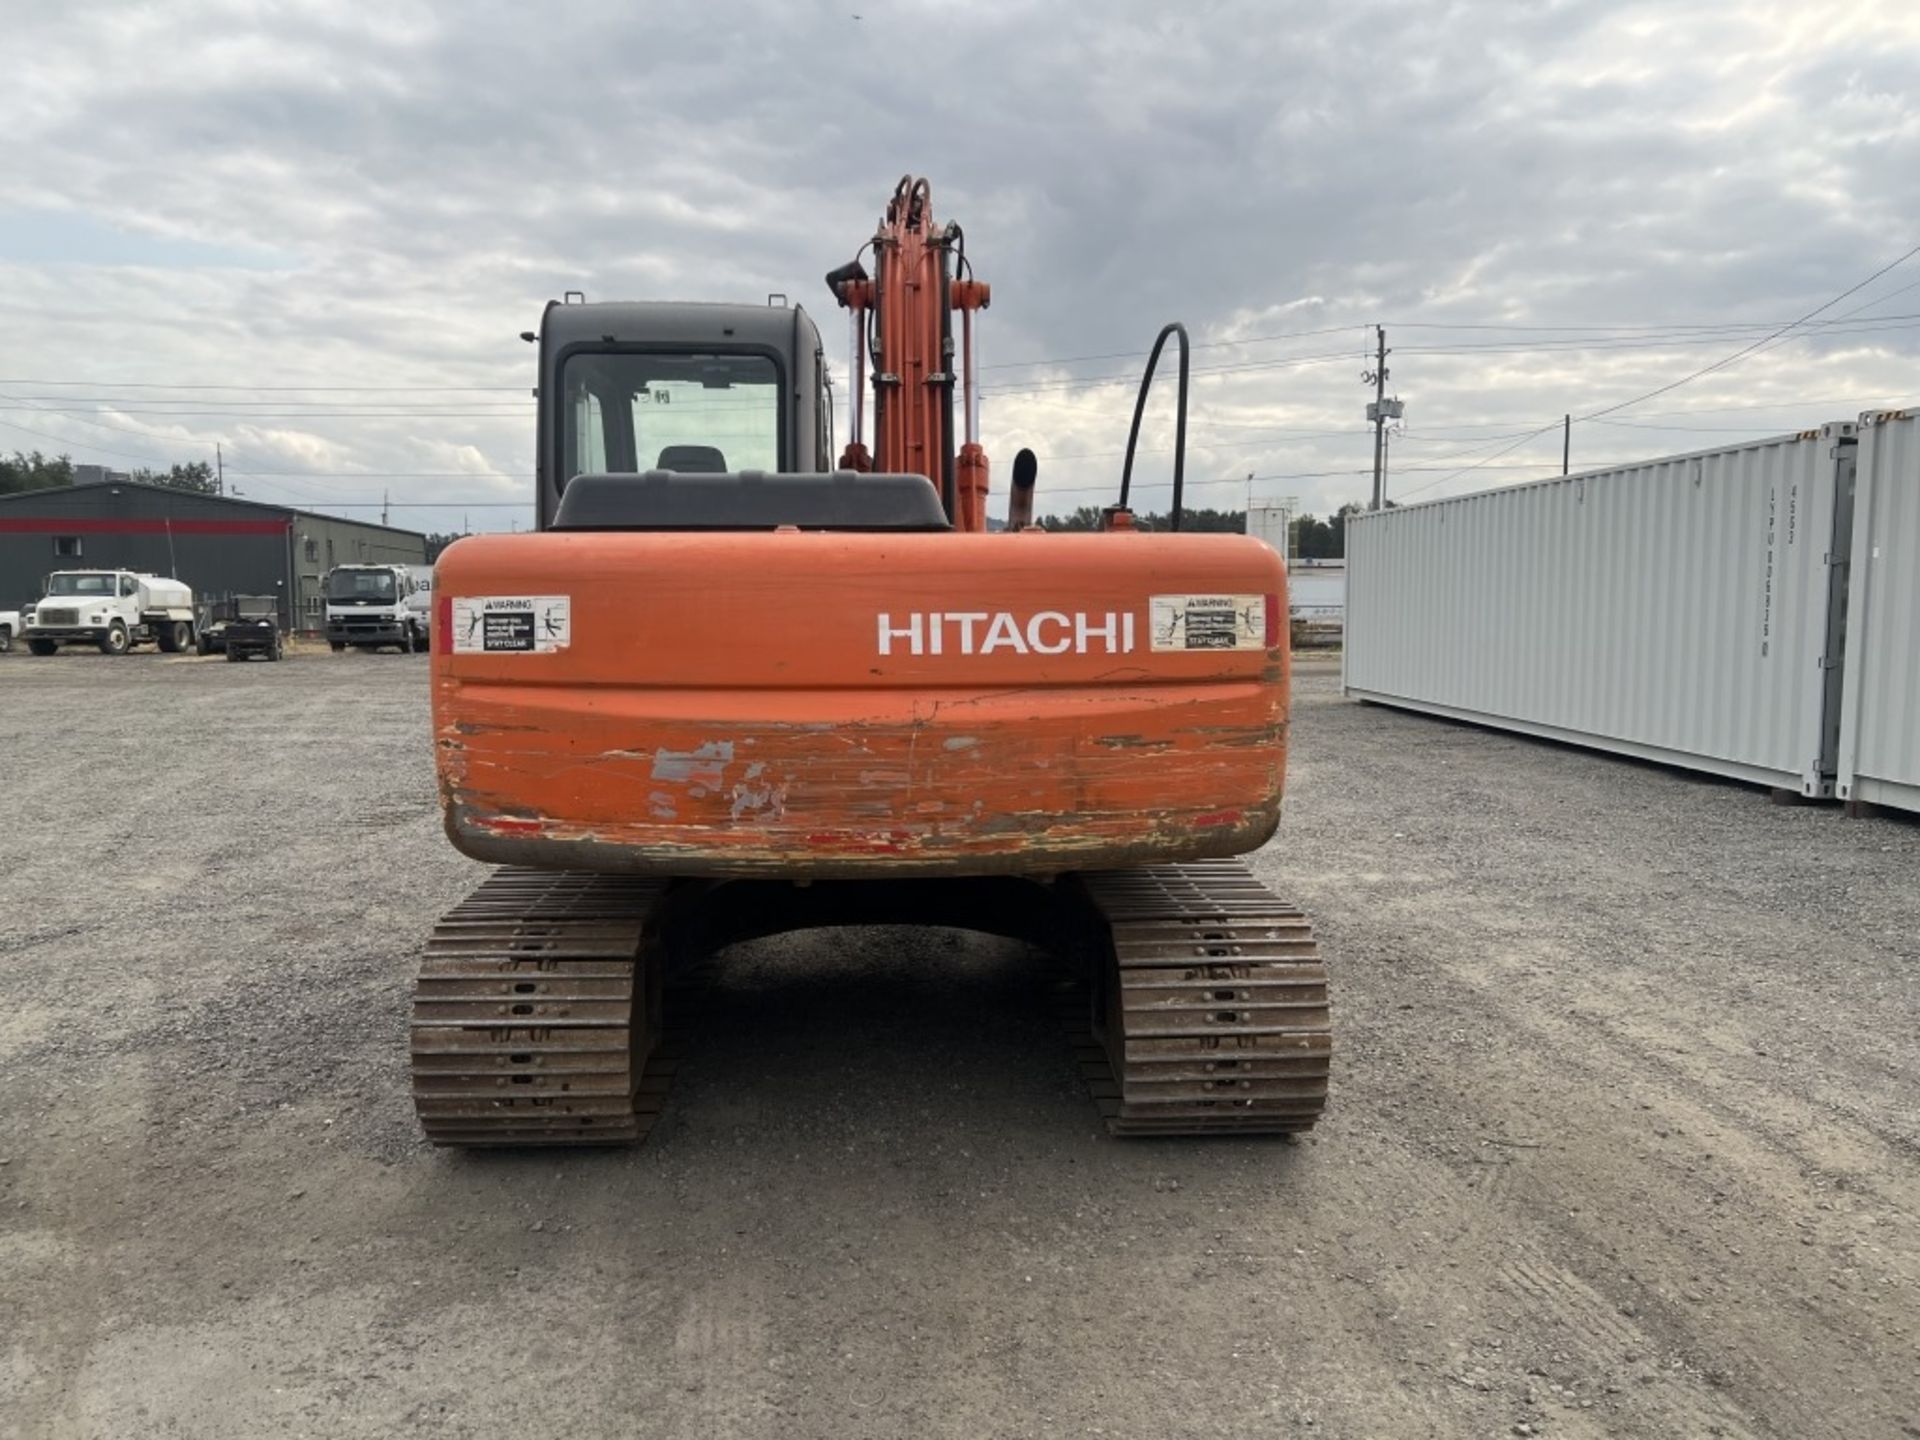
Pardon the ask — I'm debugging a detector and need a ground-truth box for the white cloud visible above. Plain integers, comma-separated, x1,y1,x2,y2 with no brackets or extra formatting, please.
0,0,1915,531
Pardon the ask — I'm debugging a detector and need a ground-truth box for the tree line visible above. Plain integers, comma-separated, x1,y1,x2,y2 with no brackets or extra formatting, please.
1,450,221,496
1033,501,1358,557
5,450,1358,558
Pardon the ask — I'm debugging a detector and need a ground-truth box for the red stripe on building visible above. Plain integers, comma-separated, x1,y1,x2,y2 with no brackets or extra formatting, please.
0,517,291,536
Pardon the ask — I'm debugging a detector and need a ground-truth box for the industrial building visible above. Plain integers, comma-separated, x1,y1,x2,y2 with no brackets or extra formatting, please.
0,477,428,633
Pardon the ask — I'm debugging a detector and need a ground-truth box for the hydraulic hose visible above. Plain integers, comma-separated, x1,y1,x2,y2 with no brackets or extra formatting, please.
1117,322,1191,530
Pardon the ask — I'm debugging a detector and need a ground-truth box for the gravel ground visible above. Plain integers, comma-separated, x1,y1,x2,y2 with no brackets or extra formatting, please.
2,648,1917,1439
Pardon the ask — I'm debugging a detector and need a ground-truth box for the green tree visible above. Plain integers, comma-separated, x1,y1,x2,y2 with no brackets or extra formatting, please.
1036,505,1105,532
1287,502,1362,559
423,532,464,562
1328,501,1362,557
1036,506,1246,533
132,461,220,494
0,450,75,495
1293,513,1336,558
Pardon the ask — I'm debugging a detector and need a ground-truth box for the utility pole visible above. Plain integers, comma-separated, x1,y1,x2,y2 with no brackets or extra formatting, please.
215,444,224,496
1365,326,1389,510
1563,414,1571,476
1363,326,1403,510
382,488,390,527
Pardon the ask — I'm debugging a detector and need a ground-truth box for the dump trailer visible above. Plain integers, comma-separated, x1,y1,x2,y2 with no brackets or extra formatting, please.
415,177,1331,1145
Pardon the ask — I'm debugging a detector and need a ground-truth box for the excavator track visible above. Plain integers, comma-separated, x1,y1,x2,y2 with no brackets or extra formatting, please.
1065,860,1331,1135
411,869,673,1146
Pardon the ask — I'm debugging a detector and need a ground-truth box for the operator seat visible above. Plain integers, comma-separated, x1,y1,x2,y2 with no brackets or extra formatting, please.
657,445,728,473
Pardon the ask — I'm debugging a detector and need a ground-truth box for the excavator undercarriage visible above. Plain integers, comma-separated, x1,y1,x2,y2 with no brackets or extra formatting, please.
410,862,1329,1145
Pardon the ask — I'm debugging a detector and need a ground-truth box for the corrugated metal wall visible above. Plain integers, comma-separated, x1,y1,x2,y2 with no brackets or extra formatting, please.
1345,426,1856,795
0,482,294,618
1837,411,1920,815
0,481,428,634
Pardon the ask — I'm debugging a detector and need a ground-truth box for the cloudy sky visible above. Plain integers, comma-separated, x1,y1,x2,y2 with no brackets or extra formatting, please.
2,0,1917,533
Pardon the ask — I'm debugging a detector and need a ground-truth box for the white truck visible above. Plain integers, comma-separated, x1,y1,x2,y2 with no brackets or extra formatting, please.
324,563,431,653
22,570,197,656
405,565,434,642
0,607,20,653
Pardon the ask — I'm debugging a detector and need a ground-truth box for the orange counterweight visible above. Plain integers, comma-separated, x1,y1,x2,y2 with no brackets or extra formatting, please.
433,530,1291,879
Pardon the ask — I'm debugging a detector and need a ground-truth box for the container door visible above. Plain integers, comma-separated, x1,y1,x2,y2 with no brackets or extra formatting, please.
1817,444,1857,785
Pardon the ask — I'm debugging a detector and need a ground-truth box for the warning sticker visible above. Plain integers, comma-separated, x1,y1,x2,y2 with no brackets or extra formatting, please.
451,595,571,654
1148,593,1268,652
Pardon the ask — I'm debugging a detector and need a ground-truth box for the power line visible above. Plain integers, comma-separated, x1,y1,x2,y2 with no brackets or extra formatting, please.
1384,310,1920,335
0,415,180,465
0,389,219,444
3,399,533,411
0,379,525,392
983,317,1919,403
1590,418,1794,434
1392,317,1920,357
1392,242,1920,502
11,297,1920,400
2,408,533,420
1565,392,1915,419
1036,428,1372,463
980,321,1365,372
1826,272,1920,321
221,469,534,478
981,346,1364,397
982,308,1920,375
1392,426,1564,501
1029,461,1645,499
1574,241,1920,425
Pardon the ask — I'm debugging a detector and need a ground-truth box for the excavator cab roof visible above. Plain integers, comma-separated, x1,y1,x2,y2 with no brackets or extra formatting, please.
539,299,809,351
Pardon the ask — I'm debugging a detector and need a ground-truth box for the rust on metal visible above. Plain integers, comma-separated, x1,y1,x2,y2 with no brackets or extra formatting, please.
431,529,1291,881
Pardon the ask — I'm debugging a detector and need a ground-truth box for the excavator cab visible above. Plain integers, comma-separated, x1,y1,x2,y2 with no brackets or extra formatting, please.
534,299,833,530
416,180,1330,1147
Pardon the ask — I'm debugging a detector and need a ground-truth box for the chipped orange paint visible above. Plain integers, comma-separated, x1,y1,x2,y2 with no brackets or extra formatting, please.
433,529,1292,879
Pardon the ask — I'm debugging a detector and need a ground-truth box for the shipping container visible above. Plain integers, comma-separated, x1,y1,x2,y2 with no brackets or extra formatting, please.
1836,410,1920,816
1344,425,1857,796
1289,560,1345,646
1289,561,1346,619
1245,503,1292,556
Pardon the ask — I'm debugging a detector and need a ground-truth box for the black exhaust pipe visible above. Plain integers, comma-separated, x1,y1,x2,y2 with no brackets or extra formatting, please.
1007,448,1037,529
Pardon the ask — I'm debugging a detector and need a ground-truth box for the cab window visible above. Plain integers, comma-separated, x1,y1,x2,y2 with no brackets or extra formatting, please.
560,351,782,485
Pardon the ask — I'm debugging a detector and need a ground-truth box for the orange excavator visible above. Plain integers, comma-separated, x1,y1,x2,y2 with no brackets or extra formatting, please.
412,177,1331,1145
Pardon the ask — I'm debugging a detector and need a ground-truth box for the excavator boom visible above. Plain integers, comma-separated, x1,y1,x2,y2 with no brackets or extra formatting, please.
827,176,992,529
